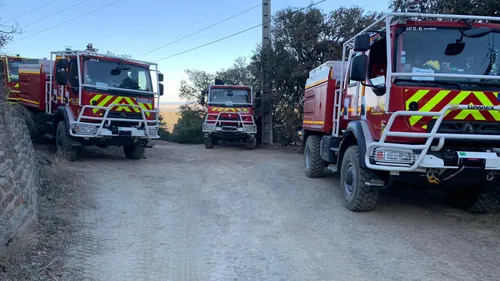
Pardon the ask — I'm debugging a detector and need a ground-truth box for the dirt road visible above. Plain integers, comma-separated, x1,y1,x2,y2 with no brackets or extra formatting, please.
62,142,500,281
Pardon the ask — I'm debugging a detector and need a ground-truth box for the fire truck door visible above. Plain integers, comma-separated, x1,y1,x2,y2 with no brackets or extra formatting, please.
66,59,80,105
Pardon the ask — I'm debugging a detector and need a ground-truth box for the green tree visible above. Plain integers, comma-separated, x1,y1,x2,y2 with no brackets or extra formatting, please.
250,5,382,145
178,69,214,103
170,104,205,144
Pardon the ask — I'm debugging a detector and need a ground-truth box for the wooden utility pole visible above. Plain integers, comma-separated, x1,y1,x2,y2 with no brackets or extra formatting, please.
261,0,273,145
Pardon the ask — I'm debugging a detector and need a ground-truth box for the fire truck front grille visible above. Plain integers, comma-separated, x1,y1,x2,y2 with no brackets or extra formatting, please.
107,112,143,120
427,121,500,135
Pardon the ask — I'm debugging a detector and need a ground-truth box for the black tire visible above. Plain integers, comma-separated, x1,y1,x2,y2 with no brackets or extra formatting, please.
25,111,40,142
340,145,380,212
245,138,256,150
55,121,78,161
123,141,146,160
304,135,325,178
204,136,214,149
449,184,500,214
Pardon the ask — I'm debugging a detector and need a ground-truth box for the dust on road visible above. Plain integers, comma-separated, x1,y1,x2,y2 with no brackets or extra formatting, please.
63,142,500,281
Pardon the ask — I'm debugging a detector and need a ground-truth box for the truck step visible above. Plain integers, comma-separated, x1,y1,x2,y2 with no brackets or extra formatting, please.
327,165,338,173
364,179,386,188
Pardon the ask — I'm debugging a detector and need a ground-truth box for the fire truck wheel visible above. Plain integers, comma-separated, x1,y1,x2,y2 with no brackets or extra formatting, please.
340,145,379,212
204,136,214,149
55,121,78,161
123,141,146,160
26,111,39,142
245,138,256,150
304,135,325,178
449,183,500,214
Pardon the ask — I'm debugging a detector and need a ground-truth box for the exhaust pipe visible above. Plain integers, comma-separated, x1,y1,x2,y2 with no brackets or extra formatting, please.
486,172,495,182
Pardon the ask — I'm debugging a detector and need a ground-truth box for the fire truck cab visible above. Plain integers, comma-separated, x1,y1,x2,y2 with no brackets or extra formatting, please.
200,80,257,150
15,44,164,161
303,12,500,213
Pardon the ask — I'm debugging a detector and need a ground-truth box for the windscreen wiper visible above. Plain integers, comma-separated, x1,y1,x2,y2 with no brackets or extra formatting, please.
394,78,462,90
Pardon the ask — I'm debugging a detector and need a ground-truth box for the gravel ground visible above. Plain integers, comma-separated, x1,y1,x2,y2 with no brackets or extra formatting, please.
61,142,500,281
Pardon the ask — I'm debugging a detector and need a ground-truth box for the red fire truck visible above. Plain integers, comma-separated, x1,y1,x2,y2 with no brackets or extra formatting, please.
0,55,40,103
302,12,500,213
14,44,164,161
200,79,257,150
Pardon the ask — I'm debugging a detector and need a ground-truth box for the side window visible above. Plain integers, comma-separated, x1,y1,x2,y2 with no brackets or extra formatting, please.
367,38,387,86
347,53,360,90
68,60,79,87
138,71,147,90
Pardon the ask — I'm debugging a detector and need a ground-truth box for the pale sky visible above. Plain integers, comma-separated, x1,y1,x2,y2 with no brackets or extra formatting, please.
1,0,387,102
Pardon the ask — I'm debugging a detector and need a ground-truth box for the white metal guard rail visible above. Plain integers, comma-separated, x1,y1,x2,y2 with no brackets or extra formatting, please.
72,103,159,138
365,104,500,172
203,112,256,132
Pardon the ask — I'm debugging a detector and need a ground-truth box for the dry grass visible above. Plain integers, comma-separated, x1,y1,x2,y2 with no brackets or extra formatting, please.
0,149,90,281
159,105,181,132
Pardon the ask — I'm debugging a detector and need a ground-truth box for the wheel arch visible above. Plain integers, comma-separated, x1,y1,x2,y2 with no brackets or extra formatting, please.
52,107,70,138
338,121,369,170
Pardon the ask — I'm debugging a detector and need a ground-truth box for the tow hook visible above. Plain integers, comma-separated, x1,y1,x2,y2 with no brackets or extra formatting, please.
427,171,440,184
486,172,495,182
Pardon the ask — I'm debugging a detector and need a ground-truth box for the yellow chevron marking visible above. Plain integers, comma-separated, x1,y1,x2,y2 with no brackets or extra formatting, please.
137,102,151,117
124,97,140,113
112,97,131,112
405,89,429,110
93,95,112,113
470,91,500,121
409,90,450,126
453,91,498,121
454,102,486,120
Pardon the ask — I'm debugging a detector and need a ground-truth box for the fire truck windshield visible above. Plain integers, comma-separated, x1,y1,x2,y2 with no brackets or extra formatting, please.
83,58,152,93
209,88,251,104
396,26,500,85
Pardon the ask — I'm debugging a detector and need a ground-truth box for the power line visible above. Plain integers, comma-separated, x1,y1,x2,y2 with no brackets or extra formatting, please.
23,0,93,29
153,0,328,62
136,3,262,58
5,0,59,23
13,0,124,42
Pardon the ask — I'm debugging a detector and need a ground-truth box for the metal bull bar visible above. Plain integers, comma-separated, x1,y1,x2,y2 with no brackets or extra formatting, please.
365,104,500,172
71,103,160,138
203,111,256,133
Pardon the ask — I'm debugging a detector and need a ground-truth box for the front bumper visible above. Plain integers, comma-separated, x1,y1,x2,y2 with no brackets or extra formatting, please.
69,104,160,139
70,123,160,139
367,147,500,172
202,123,257,134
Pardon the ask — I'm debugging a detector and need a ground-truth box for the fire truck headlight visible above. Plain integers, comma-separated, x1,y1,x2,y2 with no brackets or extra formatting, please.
203,123,216,131
245,125,256,133
372,148,415,165
73,124,97,135
148,126,158,136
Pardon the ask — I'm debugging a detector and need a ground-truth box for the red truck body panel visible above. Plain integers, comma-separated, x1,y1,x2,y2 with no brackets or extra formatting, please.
303,79,335,133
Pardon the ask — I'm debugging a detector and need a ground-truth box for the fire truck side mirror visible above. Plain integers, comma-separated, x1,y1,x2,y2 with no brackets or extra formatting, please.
353,34,370,52
56,69,68,86
57,59,69,69
200,95,205,106
350,55,368,82
159,83,164,96
158,73,164,82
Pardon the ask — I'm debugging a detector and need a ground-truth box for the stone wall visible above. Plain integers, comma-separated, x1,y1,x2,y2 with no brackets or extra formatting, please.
0,104,39,246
